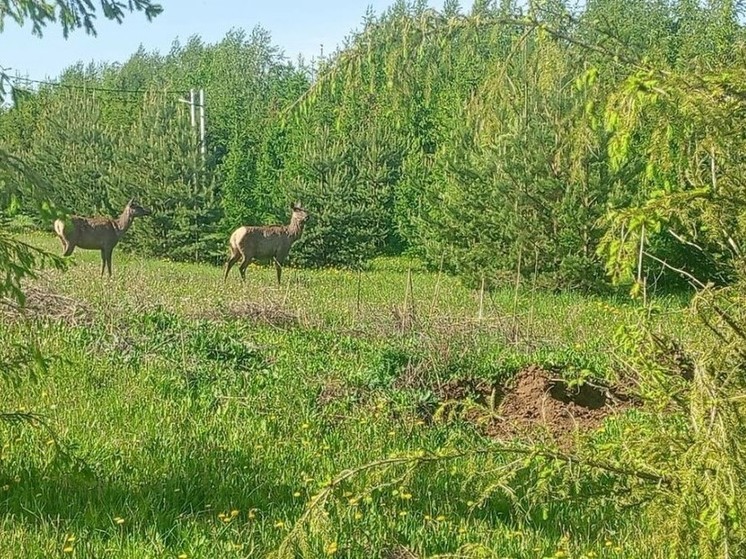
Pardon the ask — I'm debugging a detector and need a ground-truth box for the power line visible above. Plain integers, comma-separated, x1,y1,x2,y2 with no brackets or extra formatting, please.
7,73,180,95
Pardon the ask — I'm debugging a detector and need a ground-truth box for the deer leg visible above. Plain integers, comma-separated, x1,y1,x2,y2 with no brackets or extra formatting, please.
62,243,74,256
100,249,107,277
238,258,250,282
224,252,240,281
273,257,283,285
105,248,113,277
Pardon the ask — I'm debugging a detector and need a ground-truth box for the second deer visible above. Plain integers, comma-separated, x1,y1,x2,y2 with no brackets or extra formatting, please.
53,198,151,277
224,202,310,285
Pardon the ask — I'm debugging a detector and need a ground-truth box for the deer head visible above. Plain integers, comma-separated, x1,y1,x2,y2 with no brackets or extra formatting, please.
290,201,309,224
126,198,152,218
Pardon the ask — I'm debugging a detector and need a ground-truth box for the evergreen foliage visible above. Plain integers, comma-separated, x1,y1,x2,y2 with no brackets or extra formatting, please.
2,0,745,290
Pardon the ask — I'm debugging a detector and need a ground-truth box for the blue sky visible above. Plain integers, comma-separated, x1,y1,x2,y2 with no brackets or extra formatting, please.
2,0,444,80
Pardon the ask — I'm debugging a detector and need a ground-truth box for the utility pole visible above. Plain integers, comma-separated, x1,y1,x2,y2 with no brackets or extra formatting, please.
178,88,206,164
189,88,195,128
199,88,205,163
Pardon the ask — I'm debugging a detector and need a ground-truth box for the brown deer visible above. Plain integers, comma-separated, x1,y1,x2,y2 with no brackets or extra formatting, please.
224,202,310,285
53,199,151,277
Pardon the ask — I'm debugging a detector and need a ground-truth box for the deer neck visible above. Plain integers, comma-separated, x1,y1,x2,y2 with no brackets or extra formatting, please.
115,210,134,238
287,218,305,242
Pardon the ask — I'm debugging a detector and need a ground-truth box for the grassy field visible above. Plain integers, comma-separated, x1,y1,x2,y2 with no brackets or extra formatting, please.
0,233,699,558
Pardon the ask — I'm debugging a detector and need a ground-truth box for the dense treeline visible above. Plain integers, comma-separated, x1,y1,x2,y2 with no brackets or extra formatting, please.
1,0,745,291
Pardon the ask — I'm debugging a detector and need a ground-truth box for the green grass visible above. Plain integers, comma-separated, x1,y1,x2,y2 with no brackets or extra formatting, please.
0,233,698,558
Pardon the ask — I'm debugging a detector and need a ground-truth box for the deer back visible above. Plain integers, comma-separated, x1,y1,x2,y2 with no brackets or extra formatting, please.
68,216,121,250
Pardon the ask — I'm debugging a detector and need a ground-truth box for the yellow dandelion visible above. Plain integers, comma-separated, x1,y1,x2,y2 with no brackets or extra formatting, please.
293,491,301,497
274,520,285,528
555,551,567,558
605,541,612,547
178,554,188,559
63,547,73,553
114,516,125,525
436,515,446,522
230,509,240,517
302,423,310,429
399,492,412,500
65,535,75,543
325,541,338,555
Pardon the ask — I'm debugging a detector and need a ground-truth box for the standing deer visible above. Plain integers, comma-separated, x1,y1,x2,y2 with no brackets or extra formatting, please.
224,202,310,285
53,199,151,277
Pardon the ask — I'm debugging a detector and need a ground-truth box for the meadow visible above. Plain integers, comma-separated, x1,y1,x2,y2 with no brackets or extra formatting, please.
0,233,700,558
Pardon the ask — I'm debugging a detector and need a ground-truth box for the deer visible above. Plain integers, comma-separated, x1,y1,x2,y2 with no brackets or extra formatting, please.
53,198,151,278
223,202,310,285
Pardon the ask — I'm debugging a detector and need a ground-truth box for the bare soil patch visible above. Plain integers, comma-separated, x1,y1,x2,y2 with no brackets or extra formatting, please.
434,366,638,446
1,286,93,326
193,300,298,327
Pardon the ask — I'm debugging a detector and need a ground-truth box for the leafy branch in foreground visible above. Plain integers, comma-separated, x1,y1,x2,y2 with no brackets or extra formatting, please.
0,0,163,38
272,443,670,558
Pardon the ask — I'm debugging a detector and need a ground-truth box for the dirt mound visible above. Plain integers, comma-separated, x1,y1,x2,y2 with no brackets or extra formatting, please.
1,286,93,326
435,366,637,445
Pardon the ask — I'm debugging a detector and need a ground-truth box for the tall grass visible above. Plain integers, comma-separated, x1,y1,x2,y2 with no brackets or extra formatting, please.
0,233,726,558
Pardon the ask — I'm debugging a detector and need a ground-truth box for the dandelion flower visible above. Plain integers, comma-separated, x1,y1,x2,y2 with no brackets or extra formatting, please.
63,547,73,553
325,541,338,555
293,492,301,497
230,509,239,517
274,520,285,528
114,516,125,525
436,515,446,522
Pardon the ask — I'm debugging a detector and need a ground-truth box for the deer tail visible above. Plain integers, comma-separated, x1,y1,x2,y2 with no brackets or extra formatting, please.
53,219,66,238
